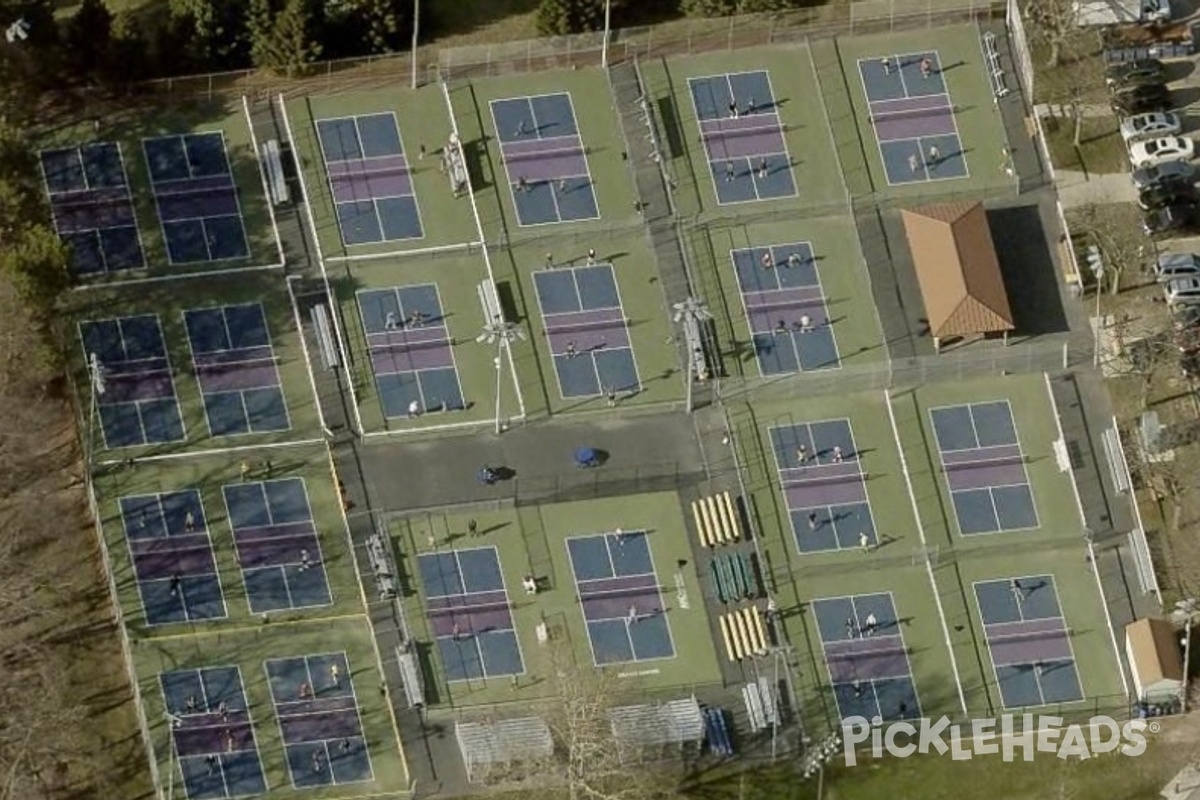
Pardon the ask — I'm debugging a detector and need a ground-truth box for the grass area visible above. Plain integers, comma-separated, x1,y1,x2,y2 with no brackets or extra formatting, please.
90,444,359,633
388,492,722,709
1044,115,1129,175
447,68,641,245
688,216,885,380
500,231,685,414
285,88,481,259
133,618,409,799
640,45,850,218
65,273,322,459
326,249,520,433
836,26,1015,199
40,99,278,282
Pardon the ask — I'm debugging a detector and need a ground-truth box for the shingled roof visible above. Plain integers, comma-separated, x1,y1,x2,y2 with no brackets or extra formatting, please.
900,202,1015,342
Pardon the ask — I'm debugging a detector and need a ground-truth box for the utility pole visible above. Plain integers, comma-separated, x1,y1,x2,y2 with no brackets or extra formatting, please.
601,0,613,69
411,0,420,90
672,297,713,413
476,319,525,435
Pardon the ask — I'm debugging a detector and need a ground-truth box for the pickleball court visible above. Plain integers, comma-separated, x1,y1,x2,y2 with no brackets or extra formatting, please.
857,52,968,185
974,575,1084,708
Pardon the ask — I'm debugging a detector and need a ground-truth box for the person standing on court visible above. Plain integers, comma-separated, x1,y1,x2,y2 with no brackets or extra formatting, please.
859,532,871,552
881,57,892,75
728,100,739,119
587,248,597,265
919,57,933,79
468,519,479,537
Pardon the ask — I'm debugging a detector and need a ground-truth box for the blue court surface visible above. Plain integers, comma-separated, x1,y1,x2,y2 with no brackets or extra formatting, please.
142,132,250,264
858,52,968,185
770,420,876,553
490,93,600,226
40,142,146,276
732,242,840,374
533,264,641,399
184,303,291,436
159,666,267,800
316,112,424,245
357,284,466,418
811,593,921,723
417,547,525,681
566,531,675,666
222,478,332,613
688,71,797,204
975,576,1084,708
78,314,187,449
930,401,1039,535
119,490,226,625
265,653,374,788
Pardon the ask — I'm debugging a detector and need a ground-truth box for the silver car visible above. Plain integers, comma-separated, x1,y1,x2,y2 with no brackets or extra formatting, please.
1155,253,1200,282
1132,159,1198,191
1121,112,1183,144
1165,277,1200,305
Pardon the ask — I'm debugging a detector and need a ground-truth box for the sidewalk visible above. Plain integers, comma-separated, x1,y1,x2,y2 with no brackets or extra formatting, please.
1054,169,1137,207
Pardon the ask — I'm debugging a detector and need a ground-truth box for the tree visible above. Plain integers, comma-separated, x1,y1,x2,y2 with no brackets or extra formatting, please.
1023,0,1085,69
356,0,406,54
168,0,252,68
246,0,278,66
536,0,604,36
106,10,151,87
680,0,736,16
63,0,114,84
251,0,323,76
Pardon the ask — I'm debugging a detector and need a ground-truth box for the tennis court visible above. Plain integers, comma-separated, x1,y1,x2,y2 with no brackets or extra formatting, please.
930,400,1039,535
688,70,797,204
39,142,146,276
566,531,675,666
316,112,424,245
119,490,226,626
533,263,641,398
184,302,291,436
770,420,876,553
356,284,466,418
142,132,250,264
975,576,1084,708
417,546,525,681
857,52,968,185
812,593,921,723
265,652,375,788
490,92,599,226
159,665,267,800
732,242,840,375
79,314,187,449
222,478,333,614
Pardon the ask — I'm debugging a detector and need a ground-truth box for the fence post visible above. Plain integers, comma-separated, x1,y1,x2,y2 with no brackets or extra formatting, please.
728,14,735,50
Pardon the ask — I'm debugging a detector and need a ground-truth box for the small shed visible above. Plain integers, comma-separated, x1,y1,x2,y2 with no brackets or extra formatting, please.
1125,617,1184,702
900,201,1015,351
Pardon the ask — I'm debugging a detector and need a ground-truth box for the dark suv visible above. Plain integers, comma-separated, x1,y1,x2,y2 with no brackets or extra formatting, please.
1111,83,1170,116
1143,202,1198,237
1139,182,1197,211
1105,59,1167,87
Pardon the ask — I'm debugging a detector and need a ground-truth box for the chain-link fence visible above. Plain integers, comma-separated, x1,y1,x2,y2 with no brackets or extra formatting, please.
133,0,1003,101
717,340,1074,402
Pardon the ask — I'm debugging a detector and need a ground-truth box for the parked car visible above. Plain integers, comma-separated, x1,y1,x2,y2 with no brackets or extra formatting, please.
1130,136,1195,168
1143,203,1198,237
1111,83,1170,116
1131,159,1197,190
1163,276,1200,304
1121,111,1182,143
1140,0,1172,23
1139,183,1198,211
1107,60,1168,89
1155,252,1200,281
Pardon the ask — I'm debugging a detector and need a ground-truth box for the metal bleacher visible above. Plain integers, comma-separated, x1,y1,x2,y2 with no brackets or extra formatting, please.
691,491,742,547
717,605,768,662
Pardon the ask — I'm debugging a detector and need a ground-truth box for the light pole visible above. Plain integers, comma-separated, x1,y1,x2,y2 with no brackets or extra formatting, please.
87,353,106,470
476,319,525,435
601,0,613,69
163,712,183,800
411,0,420,90
801,730,842,800
672,297,713,414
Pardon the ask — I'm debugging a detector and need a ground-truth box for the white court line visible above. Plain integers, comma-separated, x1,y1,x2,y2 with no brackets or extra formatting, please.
822,591,924,720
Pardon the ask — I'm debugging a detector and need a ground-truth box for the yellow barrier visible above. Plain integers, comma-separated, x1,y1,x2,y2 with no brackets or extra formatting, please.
721,492,742,541
719,614,738,662
692,501,713,548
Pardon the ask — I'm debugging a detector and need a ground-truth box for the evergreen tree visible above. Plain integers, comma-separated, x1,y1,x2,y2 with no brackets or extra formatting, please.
679,0,736,16
358,0,405,54
63,0,114,83
106,10,150,87
247,0,278,68
252,0,323,76
536,0,604,35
